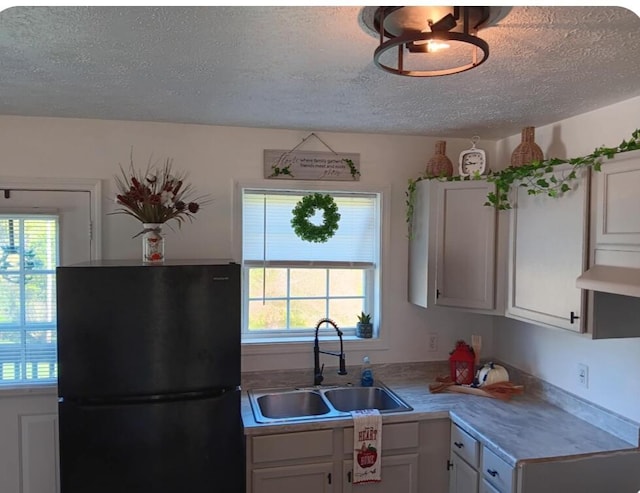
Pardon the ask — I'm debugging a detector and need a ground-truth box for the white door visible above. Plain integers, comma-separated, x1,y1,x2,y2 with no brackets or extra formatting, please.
0,187,94,493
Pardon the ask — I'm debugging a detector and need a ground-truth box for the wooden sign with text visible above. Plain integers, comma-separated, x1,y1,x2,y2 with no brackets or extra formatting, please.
264,150,361,181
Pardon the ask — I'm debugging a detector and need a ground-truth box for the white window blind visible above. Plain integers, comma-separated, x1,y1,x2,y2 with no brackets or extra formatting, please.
0,215,59,385
243,190,379,265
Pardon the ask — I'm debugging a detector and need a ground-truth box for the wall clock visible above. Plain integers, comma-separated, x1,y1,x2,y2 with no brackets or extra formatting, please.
458,136,487,177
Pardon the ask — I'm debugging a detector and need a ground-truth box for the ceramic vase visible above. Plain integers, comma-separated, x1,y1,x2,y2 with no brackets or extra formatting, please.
426,141,453,177
510,126,544,167
142,223,165,263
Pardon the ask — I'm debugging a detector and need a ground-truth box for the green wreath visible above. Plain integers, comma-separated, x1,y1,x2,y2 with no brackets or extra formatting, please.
291,193,341,243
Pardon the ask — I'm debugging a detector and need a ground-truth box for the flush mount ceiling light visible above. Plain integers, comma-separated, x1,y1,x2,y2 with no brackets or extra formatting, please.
360,6,508,77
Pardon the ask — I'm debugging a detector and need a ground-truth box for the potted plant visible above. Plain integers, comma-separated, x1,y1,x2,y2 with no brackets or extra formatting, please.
356,312,373,339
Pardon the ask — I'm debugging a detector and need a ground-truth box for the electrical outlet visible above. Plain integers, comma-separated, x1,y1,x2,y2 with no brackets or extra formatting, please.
428,334,438,352
578,363,589,388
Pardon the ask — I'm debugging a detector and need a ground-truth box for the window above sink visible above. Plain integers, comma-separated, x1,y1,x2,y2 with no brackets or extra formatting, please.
239,186,383,344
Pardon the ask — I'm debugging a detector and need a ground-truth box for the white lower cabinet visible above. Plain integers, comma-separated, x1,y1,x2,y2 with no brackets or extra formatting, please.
247,419,450,493
449,424,480,493
481,447,514,493
480,479,500,493
250,429,335,493
249,420,640,493
449,453,479,493
253,462,335,493
342,454,418,493
448,424,640,493
449,424,515,493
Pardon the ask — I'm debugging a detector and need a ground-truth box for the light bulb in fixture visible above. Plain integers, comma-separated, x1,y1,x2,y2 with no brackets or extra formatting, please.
410,36,450,53
426,39,450,52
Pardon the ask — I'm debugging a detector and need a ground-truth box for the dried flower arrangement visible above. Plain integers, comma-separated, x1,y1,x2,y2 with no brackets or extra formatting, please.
111,153,210,230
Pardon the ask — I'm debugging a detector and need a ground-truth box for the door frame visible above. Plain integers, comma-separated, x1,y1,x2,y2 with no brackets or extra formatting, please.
0,176,102,260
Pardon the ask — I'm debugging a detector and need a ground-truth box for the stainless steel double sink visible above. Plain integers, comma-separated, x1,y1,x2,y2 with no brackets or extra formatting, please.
248,381,413,423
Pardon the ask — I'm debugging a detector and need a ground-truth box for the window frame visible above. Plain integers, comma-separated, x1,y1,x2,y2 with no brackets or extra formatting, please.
0,176,101,392
235,180,388,349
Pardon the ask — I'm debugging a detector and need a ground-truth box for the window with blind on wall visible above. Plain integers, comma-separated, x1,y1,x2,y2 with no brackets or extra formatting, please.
242,189,381,340
0,215,59,386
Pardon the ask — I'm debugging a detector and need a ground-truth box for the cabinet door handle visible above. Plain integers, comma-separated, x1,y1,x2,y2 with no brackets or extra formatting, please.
447,460,454,471
454,441,464,449
487,469,499,477
347,471,352,483
570,311,580,324
436,289,441,299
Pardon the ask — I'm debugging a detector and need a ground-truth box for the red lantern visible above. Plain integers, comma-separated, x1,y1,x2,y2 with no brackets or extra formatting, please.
449,340,475,385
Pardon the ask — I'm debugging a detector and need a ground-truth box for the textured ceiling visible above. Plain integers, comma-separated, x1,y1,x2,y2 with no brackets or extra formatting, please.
1,5,640,139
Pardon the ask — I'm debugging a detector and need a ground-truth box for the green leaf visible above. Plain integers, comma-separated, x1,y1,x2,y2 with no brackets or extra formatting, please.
536,179,549,188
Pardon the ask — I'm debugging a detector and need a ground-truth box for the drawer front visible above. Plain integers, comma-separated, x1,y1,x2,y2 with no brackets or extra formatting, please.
252,430,333,464
343,422,419,454
480,478,501,493
482,446,514,493
450,424,479,468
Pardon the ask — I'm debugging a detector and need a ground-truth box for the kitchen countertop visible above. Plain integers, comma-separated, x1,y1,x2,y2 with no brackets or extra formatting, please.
241,369,639,468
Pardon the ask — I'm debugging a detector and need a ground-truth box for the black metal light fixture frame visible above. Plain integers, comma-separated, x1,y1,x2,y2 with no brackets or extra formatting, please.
372,6,491,77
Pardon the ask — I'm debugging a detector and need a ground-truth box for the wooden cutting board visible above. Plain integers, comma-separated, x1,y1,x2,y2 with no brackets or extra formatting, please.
429,380,524,400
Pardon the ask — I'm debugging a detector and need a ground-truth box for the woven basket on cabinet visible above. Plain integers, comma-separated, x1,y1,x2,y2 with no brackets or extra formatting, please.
510,127,544,167
426,141,453,177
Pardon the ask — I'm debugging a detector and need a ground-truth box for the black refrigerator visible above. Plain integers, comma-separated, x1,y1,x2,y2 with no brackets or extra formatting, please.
56,260,244,493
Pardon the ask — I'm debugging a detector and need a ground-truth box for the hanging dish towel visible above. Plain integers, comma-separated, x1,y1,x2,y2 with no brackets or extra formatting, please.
351,409,382,484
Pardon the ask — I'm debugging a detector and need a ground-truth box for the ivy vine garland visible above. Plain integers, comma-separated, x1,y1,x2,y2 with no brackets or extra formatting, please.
291,193,341,243
405,128,640,237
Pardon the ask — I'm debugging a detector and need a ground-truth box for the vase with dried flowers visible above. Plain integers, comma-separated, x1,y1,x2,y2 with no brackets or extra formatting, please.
111,154,210,263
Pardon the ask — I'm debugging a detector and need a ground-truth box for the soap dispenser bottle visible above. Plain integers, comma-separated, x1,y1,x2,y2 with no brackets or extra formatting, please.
360,356,374,387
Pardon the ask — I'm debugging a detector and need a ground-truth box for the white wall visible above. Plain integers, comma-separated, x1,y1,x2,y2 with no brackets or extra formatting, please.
0,115,494,373
493,95,640,423
4,100,638,420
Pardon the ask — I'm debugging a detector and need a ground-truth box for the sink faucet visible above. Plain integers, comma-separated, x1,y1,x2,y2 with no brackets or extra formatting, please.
313,318,347,386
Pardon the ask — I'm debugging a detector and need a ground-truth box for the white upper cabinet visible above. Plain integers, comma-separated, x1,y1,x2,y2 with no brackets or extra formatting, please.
506,165,590,332
408,178,435,308
592,149,640,257
582,149,640,338
408,179,497,312
436,181,496,310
